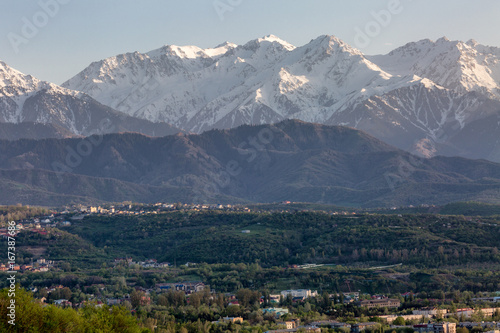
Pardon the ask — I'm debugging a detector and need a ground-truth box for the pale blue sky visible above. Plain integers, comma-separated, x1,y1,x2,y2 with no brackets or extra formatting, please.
1,0,499,84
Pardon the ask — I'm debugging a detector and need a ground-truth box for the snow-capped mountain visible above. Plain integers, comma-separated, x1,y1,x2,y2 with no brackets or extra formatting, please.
63,35,425,128
368,37,500,98
0,60,80,125
0,61,182,139
63,35,500,162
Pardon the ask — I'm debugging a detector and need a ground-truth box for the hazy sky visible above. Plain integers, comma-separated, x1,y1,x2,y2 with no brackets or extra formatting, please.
1,0,499,84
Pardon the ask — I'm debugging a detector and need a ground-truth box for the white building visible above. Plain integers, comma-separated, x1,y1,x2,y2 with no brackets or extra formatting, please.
280,289,318,299
412,308,448,316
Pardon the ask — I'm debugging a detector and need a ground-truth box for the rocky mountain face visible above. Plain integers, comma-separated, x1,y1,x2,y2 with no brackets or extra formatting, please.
63,35,500,162
1,120,500,207
0,61,182,139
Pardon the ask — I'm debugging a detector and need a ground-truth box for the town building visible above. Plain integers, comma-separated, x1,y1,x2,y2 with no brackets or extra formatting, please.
280,289,318,299
156,281,207,294
221,317,243,323
456,308,474,317
359,298,400,308
413,323,456,333
277,320,299,329
263,308,289,317
309,321,350,329
351,322,380,333
413,308,448,316
266,327,320,333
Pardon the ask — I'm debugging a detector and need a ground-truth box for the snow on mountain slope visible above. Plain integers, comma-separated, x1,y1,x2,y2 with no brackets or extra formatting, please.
0,61,182,138
329,82,480,145
186,36,429,133
63,35,300,126
62,41,240,122
328,81,500,162
0,60,81,123
64,35,429,132
62,35,500,162
368,37,500,98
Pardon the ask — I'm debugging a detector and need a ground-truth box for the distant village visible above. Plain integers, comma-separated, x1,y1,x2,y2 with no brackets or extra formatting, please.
52,201,363,218
0,201,362,274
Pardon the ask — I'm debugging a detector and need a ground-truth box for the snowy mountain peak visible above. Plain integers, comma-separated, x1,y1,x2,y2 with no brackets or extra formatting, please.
150,44,205,59
241,35,296,53
0,60,80,100
61,35,500,162
256,34,296,50
466,39,478,47
0,60,181,137
0,60,41,90
319,34,356,47
63,35,440,129
143,41,239,60
300,35,366,61
215,41,237,48
204,42,239,57
4,35,500,162
369,37,500,98
436,36,451,43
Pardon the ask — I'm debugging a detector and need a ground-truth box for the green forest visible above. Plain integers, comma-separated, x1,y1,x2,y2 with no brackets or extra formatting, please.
59,211,500,268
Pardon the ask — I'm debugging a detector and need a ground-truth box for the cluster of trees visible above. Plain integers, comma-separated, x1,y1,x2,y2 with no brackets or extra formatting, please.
0,288,146,332
0,205,49,225
4,208,499,273
35,286,72,302
2,261,499,303
59,211,500,269
439,202,500,216
2,279,500,332
11,228,107,267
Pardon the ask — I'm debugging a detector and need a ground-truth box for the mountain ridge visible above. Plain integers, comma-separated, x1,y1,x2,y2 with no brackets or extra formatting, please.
0,60,184,139
1,120,500,207
61,35,500,162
